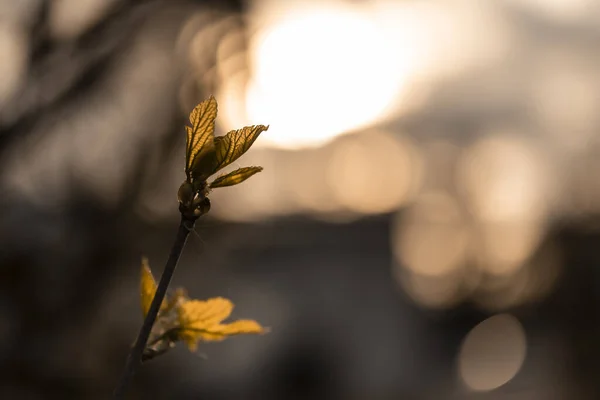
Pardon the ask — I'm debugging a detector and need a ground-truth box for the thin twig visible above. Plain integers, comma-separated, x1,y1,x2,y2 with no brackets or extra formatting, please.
113,215,196,399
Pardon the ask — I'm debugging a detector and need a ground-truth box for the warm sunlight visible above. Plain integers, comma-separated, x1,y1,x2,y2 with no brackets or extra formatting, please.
244,6,407,149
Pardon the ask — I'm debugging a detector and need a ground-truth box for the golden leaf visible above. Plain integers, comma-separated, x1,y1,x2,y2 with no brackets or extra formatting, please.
185,96,218,181
177,297,266,351
140,257,157,317
180,298,233,327
211,125,269,173
199,319,265,338
140,257,167,317
209,166,263,188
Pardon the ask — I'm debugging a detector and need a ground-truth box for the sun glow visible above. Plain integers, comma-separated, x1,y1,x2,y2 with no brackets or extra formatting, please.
244,6,408,149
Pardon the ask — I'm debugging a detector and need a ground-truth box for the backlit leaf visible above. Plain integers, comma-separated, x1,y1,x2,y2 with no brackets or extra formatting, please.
198,319,265,338
177,297,266,351
178,298,233,329
212,125,269,173
140,258,156,317
209,166,263,188
140,258,167,317
185,96,218,181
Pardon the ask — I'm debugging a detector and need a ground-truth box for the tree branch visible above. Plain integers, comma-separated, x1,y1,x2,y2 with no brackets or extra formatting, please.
113,215,196,399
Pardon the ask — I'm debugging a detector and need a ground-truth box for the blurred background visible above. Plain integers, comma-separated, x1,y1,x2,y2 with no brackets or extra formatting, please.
1,0,600,398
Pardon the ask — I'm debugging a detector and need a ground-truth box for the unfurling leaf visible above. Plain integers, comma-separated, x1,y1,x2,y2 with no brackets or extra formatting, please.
179,97,268,218
141,257,157,317
177,298,266,351
185,96,218,181
139,261,267,359
180,298,233,328
193,319,265,339
212,125,269,173
209,166,263,188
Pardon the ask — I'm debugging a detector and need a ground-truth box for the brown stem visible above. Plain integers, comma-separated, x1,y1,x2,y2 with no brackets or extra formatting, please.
112,215,196,399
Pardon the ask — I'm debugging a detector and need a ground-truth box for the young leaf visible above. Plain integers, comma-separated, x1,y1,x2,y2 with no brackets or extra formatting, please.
211,125,269,173
209,166,263,188
140,257,157,317
177,298,266,351
185,96,218,181
192,319,265,339
180,298,233,329
140,258,167,317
